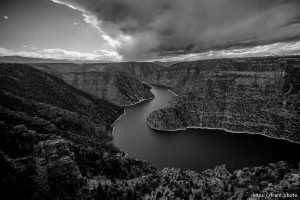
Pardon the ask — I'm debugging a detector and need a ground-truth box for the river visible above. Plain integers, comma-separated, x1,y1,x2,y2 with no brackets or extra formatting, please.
112,85,300,172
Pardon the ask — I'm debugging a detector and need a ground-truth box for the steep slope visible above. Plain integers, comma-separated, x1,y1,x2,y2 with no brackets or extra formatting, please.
0,63,157,199
147,56,300,143
73,62,164,75
30,63,81,78
60,62,168,106
62,70,154,106
27,62,163,106
68,62,166,87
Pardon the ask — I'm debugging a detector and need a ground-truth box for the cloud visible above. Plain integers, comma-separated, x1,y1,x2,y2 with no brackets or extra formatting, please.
1,41,299,62
0,47,122,61
154,41,300,62
50,0,300,60
2,15,8,20
50,0,120,49
50,0,85,12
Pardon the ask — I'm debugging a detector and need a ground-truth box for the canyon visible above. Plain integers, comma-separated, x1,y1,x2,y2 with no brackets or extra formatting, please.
0,56,300,199
28,56,300,144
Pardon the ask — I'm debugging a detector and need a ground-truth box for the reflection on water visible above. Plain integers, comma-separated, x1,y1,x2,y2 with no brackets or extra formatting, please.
113,85,300,172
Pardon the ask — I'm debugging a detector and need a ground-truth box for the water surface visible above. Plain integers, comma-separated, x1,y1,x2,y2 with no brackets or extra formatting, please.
113,85,300,172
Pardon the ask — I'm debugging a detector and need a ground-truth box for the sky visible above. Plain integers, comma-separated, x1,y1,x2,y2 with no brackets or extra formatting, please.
0,0,300,61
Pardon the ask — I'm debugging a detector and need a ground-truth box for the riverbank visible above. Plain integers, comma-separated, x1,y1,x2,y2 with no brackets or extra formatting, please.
149,83,178,96
118,95,154,107
112,83,175,127
146,119,300,145
111,96,153,127
111,83,155,126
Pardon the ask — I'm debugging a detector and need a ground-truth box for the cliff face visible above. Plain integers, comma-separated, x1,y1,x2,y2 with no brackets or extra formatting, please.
62,70,154,106
30,63,81,78
24,62,165,106
147,56,300,143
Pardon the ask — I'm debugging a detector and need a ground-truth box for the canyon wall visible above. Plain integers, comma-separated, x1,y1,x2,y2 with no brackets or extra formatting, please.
16,57,300,143
28,57,300,143
62,70,154,106
146,56,300,143
30,62,164,106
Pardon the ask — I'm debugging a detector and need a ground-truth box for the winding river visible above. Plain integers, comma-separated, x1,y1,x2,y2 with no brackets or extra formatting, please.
113,85,300,172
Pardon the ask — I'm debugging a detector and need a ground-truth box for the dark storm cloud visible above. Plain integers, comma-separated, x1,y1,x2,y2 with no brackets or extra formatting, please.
52,0,300,60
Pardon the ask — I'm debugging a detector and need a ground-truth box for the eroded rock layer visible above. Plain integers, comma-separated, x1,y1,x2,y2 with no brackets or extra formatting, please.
62,70,154,106
147,56,300,143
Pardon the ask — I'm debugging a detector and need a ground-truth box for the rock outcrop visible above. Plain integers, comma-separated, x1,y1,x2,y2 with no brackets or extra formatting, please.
145,161,300,199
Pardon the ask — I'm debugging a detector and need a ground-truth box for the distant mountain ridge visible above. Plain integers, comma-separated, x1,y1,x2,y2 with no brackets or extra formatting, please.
0,56,73,63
